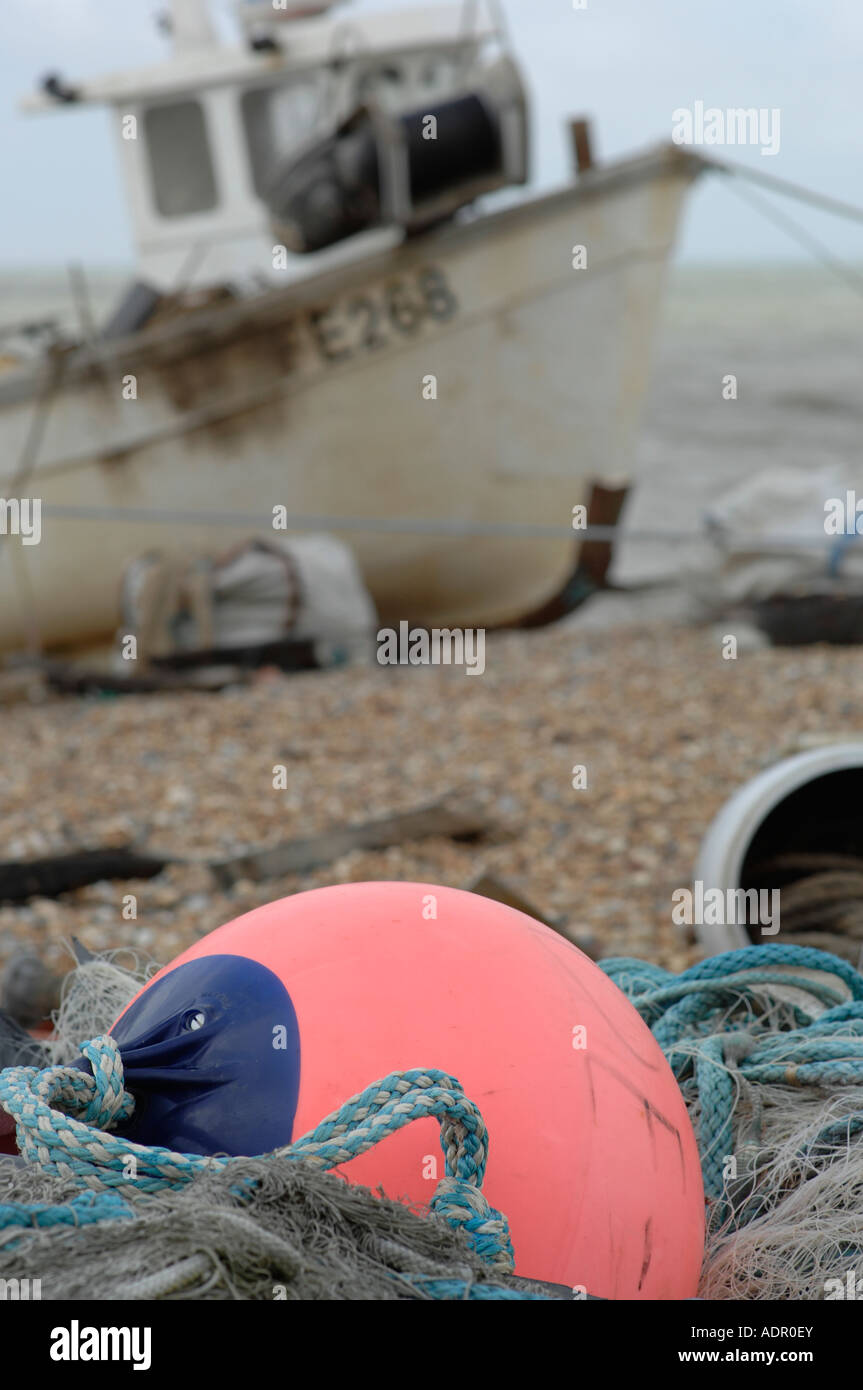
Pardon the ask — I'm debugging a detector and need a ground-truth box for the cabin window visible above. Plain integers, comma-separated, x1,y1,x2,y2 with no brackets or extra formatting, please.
143,101,218,217
241,82,321,196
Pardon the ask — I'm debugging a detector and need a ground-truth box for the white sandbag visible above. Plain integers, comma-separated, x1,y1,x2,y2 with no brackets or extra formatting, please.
211,535,378,662
702,466,863,604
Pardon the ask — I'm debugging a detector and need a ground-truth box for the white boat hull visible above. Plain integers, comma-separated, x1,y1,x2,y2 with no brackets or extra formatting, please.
0,146,700,652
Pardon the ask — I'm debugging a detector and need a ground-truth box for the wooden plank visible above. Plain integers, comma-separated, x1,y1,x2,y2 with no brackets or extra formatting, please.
466,871,565,934
0,848,171,904
0,797,494,904
211,795,493,888
42,662,247,695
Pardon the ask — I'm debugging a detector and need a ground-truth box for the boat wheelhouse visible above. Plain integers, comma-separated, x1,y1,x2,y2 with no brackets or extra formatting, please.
25,0,518,293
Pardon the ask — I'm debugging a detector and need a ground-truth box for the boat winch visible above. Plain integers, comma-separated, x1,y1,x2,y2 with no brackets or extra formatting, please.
265,54,528,252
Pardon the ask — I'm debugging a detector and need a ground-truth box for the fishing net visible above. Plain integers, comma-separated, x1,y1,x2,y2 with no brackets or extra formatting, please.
0,1152,545,1301
700,1083,863,1299
603,944,863,1301
2,944,863,1300
44,951,159,1066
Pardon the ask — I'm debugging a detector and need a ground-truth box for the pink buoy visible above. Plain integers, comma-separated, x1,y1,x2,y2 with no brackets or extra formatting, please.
112,882,704,1297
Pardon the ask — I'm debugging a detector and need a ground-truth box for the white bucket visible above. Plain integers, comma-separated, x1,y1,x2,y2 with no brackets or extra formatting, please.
694,743,863,954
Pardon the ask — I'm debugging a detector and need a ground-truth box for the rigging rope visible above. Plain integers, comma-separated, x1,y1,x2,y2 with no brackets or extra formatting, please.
22,503,857,554
722,176,863,301
704,153,863,228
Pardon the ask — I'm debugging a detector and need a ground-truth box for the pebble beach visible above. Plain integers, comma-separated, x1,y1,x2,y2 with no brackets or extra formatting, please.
4,614,862,983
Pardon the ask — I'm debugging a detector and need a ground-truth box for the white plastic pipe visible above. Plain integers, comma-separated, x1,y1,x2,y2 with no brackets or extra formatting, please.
695,744,863,954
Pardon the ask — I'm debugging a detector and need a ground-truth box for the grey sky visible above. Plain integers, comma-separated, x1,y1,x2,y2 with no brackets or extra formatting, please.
1,0,861,266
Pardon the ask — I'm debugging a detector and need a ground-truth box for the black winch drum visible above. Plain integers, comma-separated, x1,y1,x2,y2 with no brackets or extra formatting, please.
694,743,863,953
266,93,509,253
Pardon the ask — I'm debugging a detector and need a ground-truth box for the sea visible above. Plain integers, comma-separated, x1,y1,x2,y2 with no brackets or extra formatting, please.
618,264,863,585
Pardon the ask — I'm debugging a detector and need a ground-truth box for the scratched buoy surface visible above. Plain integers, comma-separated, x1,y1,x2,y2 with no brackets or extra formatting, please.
111,882,704,1297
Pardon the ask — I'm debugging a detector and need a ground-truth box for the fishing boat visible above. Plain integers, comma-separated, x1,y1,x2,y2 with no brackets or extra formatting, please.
0,0,704,653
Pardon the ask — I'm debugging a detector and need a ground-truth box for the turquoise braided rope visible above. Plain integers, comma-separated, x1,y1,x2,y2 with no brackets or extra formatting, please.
0,1190,133,1245
0,1036,515,1279
601,944,863,1207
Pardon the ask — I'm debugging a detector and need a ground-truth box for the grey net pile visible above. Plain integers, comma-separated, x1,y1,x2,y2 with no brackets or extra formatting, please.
0,1153,526,1301
3,952,862,1299
702,1081,863,1300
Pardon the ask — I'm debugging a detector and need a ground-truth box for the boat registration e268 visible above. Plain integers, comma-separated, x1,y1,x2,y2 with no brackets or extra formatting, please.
306,266,459,364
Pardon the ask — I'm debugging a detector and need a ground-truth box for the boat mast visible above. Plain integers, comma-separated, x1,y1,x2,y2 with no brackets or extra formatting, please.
168,0,218,52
